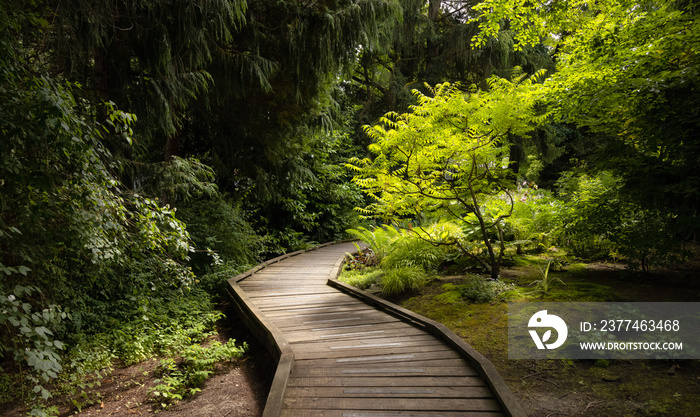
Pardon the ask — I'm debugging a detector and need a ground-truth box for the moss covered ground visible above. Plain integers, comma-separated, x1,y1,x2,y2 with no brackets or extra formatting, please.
394,257,700,417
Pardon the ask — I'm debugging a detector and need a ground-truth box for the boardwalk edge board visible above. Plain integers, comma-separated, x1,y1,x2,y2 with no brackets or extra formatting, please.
326,280,527,417
227,240,527,417
226,240,354,417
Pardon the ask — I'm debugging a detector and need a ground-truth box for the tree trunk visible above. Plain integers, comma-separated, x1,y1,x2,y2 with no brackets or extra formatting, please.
467,178,500,279
425,0,442,81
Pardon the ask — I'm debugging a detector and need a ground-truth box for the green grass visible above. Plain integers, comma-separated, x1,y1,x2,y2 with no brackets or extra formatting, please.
339,267,383,289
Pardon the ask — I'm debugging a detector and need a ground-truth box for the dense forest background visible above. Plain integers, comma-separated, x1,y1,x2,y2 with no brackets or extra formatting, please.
1,0,698,414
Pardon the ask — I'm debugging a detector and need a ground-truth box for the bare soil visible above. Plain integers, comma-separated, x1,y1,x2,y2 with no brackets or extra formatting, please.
0,301,275,417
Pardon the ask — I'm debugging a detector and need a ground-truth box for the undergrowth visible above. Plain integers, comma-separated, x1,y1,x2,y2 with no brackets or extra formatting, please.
2,288,239,416
339,267,383,289
150,339,248,409
436,276,516,304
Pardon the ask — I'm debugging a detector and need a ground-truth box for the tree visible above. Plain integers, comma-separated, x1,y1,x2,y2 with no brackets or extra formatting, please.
0,5,205,403
472,0,700,253
182,0,402,194
349,75,544,278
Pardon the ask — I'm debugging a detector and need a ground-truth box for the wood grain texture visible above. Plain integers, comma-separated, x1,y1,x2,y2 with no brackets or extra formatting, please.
226,241,526,417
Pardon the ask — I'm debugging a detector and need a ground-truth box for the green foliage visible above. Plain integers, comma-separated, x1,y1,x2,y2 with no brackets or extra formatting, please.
176,196,266,274
349,78,546,278
528,259,565,297
104,290,224,366
556,170,682,270
381,233,448,272
150,339,248,409
345,224,453,295
505,185,564,253
437,277,516,304
0,286,68,404
245,126,367,254
339,267,384,290
381,267,428,296
51,0,250,139
471,0,700,253
196,261,254,297
346,225,401,263
0,11,219,411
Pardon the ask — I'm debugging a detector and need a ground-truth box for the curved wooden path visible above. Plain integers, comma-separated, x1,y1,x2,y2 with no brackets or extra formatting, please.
227,241,526,417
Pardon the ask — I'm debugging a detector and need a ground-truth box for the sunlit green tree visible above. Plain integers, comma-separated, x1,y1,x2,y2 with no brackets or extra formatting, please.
471,0,700,251
349,75,545,278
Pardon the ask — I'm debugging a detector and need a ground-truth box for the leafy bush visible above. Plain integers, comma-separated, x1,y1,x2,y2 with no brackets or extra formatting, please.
346,225,402,262
0,51,207,413
197,261,254,297
556,170,682,270
381,233,448,271
504,186,564,253
150,339,248,409
0,285,68,403
381,266,427,296
346,224,457,295
105,290,223,366
339,267,384,289
176,196,266,274
437,276,516,304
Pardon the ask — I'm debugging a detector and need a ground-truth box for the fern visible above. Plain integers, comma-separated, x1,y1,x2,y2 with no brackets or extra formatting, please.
345,225,400,262
381,234,446,271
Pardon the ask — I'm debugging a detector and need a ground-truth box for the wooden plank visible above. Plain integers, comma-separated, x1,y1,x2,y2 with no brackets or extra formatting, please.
285,386,493,398
293,344,457,361
250,293,353,307
290,366,479,377
283,411,505,417
283,397,502,412
259,300,362,313
246,288,341,298
228,240,524,417
289,334,443,352
238,282,330,288
226,241,360,417
295,358,469,369
272,316,402,331
263,303,378,318
284,326,427,343
287,376,487,388
327,279,527,417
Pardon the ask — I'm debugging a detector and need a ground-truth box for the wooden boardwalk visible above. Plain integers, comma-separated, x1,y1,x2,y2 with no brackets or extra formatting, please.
227,241,526,417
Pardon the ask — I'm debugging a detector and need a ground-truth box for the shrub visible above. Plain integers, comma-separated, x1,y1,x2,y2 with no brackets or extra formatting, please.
381,266,427,296
176,196,266,274
346,225,401,263
381,234,448,271
438,276,516,304
339,267,383,289
150,339,248,409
